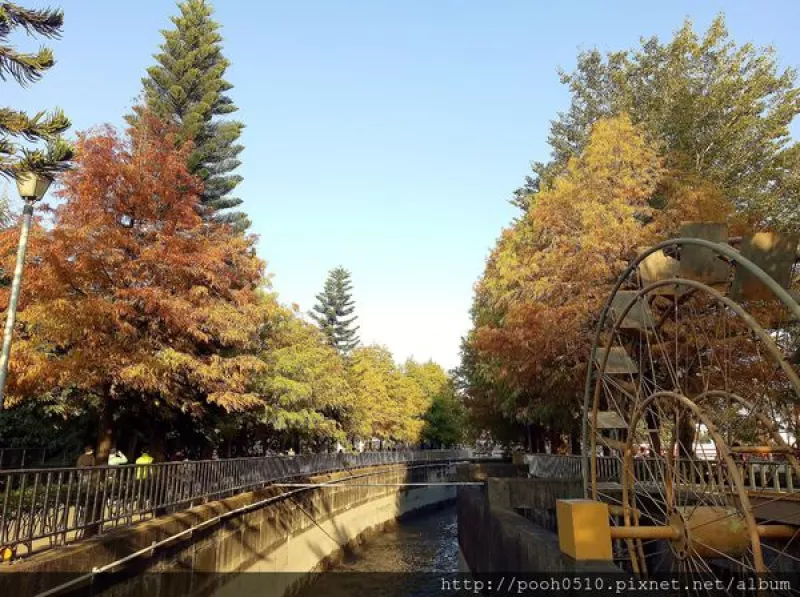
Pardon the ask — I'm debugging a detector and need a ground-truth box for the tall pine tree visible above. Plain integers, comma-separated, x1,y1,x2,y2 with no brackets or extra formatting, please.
311,267,360,354
129,0,247,229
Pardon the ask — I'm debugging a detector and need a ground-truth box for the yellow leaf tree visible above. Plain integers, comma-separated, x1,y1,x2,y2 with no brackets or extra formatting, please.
465,115,734,450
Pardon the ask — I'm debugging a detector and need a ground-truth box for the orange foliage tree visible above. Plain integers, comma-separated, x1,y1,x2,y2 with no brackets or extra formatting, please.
0,116,268,459
464,115,735,450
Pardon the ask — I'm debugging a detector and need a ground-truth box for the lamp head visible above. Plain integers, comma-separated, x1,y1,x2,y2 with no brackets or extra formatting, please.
16,172,53,202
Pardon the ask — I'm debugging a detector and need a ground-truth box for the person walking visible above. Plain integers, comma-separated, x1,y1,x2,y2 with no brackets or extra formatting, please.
134,447,155,508
135,448,154,479
75,446,97,529
76,445,96,468
101,445,127,520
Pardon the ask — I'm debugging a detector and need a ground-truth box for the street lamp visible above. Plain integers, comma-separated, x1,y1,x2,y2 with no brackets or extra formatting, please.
0,172,52,410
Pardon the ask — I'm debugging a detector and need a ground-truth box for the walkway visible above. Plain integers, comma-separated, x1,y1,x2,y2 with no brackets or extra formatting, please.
0,450,469,561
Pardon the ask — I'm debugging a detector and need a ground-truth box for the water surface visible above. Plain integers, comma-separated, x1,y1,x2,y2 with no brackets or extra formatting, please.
298,505,459,597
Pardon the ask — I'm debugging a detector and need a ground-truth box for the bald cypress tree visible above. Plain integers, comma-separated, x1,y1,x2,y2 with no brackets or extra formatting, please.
311,267,360,355
129,0,247,229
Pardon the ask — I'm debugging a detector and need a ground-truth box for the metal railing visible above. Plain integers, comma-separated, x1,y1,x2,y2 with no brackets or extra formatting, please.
0,449,468,560
527,453,800,494
526,453,584,479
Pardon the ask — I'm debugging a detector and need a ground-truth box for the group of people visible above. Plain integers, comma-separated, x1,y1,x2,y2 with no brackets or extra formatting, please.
76,445,154,476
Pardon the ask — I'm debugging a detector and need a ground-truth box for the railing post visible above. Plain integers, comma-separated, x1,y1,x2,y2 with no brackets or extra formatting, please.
0,449,471,560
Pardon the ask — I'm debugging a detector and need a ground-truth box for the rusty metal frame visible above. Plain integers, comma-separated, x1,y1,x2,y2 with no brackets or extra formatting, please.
588,277,800,503
582,238,800,496
621,391,764,572
694,390,800,480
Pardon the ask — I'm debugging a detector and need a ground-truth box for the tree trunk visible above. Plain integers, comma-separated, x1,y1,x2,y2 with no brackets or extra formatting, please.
570,418,582,455
95,392,114,463
570,430,580,455
677,373,704,459
128,436,139,462
677,412,696,460
150,425,166,462
548,430,564,454
531,424,546,453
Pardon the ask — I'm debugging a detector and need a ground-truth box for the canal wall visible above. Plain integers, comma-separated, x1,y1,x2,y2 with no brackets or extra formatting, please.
0,462,456,597
454,461,525,482
457,477,618,574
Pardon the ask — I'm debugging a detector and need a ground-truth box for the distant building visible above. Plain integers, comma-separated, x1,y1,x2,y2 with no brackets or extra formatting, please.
695,442,717,460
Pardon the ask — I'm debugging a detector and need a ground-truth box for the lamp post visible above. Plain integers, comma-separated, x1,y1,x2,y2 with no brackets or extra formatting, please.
0,172,52,410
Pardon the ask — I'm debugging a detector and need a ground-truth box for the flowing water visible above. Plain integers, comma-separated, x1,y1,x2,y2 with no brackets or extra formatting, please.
296,505,459,597
81,504,459,597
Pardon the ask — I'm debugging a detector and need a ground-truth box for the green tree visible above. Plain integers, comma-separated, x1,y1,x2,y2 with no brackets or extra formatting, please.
347,346,427,444
0,390,91,459
0,3,72,178
346,345,394,440
311,266,360,354
403,359,464,447
454,337,526,447
256,302,354,447
516,15,800,230
423,394,464,448
130,0,247,229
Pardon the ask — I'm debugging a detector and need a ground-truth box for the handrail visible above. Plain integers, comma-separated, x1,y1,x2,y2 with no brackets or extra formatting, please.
32,462,450,597
0,449,469,561
527,453,800,494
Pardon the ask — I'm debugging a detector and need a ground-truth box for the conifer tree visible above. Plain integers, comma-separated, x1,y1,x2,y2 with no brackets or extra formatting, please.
311,267,360,354
0,3,72,178
514,15,800,227
129,0,247,229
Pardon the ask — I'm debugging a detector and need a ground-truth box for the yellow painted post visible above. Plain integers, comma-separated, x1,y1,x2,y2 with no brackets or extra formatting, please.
556,499,613,561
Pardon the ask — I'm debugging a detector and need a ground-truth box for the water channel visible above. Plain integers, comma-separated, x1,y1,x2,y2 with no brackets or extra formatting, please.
296,505,459,597
83,501,459,597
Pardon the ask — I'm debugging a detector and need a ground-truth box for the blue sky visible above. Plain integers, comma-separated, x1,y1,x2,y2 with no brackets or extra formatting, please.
5,1,800,370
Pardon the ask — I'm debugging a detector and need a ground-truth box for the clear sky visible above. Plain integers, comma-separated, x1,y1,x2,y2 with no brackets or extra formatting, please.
5,1,800,370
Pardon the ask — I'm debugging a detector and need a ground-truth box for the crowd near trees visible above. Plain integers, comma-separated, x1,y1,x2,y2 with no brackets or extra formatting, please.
460,15,800,452
0,0,463,462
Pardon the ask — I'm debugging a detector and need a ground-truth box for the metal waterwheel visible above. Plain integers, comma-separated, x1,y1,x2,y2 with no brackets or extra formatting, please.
582,224,800,586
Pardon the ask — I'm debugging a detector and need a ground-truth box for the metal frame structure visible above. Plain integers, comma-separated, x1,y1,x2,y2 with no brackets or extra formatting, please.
532,453,800,493
582,237,800,494
578,233,800,580
0,449,468,561
28,460,464,597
